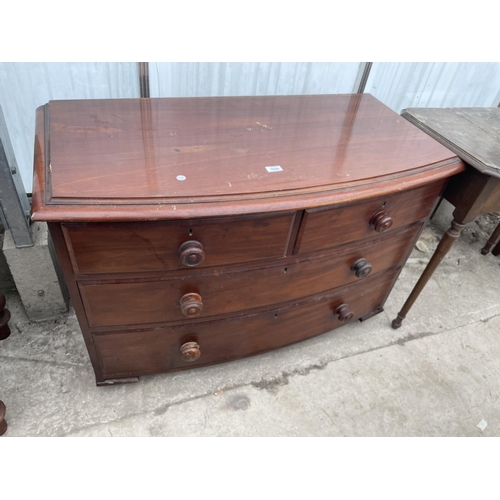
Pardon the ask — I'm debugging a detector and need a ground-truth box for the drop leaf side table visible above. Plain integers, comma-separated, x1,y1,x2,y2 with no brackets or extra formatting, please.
392,107,500,328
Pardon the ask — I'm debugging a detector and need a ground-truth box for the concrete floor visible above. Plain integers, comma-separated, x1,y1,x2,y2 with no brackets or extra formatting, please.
1,213,500,437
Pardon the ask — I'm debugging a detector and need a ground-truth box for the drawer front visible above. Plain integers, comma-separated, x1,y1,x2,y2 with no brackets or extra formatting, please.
92,268,398,379
295,180,445,254
79,223,421,328
62,212,296,274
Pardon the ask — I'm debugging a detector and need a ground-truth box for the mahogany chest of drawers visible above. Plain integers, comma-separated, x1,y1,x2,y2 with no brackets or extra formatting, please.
31,94,465,386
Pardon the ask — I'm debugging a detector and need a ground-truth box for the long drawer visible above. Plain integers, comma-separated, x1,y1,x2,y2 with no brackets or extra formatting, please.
62,211,296,274
92,268,399,379
295,179,445,254
79,223,422,328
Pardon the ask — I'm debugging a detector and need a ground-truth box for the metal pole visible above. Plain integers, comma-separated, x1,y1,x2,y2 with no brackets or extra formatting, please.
354,62,373,94
0,106,33,248
138,62,150,98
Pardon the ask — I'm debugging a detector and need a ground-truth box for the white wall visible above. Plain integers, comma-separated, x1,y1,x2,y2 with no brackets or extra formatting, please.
2,62,499,193
365,62,500,113
149,62,362,97
0,62,139,192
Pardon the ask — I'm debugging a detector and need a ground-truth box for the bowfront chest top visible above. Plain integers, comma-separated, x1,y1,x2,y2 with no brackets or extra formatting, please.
31,94,465,386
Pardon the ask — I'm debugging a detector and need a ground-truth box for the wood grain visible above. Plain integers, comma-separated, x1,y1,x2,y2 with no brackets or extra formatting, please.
78,223,422,328
392,107,500,328
32,95,465,385
31,95,465,222
92,268,399,379
62,212,295,274
402,107,500,179
47,222,105,382
295,179,446,254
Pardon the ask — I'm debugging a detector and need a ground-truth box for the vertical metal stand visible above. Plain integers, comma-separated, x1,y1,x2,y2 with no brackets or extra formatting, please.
138,62,150,98
354,62,373,94
0,107,33,248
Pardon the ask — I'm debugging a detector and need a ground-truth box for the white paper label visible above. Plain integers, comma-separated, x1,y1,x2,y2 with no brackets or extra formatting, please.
265,166,283,172
477,419,488,431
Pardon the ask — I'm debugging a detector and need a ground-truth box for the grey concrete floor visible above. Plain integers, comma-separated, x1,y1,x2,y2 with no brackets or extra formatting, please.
2,214,500,437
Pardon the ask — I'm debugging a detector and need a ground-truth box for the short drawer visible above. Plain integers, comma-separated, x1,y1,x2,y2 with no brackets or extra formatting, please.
79,223,420,328
62,212,295,274
295,179,445,254
92,268,399,379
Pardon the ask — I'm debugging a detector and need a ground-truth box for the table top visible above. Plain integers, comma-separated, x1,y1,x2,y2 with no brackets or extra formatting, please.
32,94,463,221
402,107,500,179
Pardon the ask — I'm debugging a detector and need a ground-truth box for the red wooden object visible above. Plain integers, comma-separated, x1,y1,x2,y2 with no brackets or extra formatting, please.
0,401,6,436
0,294,11,340
30,95,465,386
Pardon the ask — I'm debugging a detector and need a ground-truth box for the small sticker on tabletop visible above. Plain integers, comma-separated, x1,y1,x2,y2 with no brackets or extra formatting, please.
477,419,488,431
265,165,283,172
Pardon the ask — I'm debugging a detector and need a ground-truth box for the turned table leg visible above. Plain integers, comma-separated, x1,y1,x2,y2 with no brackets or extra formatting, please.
0,293,10,436
492,235,500,257
392,219,465,329
1,294,11,436
481,220,500,255
0,293,11,340
0,401,6,436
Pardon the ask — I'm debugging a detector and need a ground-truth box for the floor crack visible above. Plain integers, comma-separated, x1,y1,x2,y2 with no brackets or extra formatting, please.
56,314,500,435
0,353,86,368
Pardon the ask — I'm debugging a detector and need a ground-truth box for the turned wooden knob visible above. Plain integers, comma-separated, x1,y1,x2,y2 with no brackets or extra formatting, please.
370,210,393,233
179,240,205,267
180,341,201,362
0,400,7,436
335,304,354,322
0,293,11,341
351,258,372,278
180,293,204,318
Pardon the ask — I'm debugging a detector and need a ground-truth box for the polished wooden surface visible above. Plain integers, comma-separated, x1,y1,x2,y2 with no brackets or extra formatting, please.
48,222,105,382
35,95,465,385
92,269,399,379
78,223,422,328
295,180,445,254
393,107,500,328
62,212,295,274
32,95,464,221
